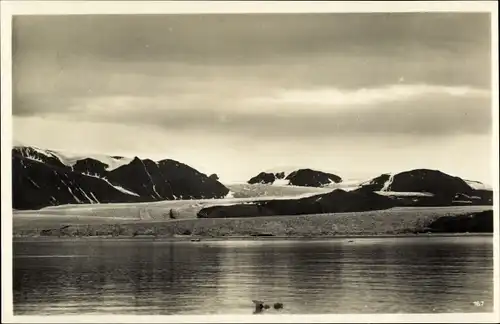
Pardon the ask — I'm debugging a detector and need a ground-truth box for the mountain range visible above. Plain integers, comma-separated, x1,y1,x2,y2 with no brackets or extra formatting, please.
12,145,493,210
12,146,229,210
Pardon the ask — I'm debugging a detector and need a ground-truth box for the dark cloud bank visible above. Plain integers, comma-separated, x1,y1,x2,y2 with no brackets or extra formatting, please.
12,12,493,143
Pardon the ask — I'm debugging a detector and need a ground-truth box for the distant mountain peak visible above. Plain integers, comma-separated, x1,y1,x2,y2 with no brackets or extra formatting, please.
248,167,342,187
355,169,492,205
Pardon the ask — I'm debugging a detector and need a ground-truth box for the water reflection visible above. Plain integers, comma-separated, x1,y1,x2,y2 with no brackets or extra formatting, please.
13,237,493,315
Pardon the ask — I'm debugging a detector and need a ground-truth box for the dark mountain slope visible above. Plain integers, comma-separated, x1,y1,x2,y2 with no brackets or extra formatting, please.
12,154,142,210
198,189,397,219
12,146,230,210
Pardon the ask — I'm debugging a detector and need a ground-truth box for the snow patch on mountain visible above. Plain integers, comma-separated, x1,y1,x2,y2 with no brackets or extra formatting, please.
17,150,51,164
273,178,291,186
381,173,395,191
65,186,82,203
375,191,434,197
140,160,161,199
465,180,492,190
31,146,56,158
14,145,135,171
323,178,364,191
27,177,41,189
104,180,140,197
78,188,97,204
82,172,140,197
49,149,134,171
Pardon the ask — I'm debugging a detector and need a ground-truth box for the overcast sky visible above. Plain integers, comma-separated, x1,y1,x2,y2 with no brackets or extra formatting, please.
12,13,493,183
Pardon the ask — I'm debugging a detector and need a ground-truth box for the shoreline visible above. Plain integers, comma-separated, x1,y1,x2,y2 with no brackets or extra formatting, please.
12,206,493,241
13,232,493,242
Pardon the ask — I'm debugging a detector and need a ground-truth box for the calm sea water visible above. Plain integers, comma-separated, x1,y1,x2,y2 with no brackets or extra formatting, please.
13,236,493,315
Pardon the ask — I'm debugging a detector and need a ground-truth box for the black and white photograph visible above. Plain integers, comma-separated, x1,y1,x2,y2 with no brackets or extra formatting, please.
1,1,498,322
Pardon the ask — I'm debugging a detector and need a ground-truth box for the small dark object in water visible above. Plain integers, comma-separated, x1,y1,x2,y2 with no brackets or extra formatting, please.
252,300,264,313
253,300,282,313
191,238,201,242
348,240,354,243
250,233,275,237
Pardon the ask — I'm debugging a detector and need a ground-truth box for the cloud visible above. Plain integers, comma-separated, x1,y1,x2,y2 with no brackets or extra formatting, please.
246,84,490,108
13,12,491,97
17,82,491,139
12,13,491,126
13,13,490,64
